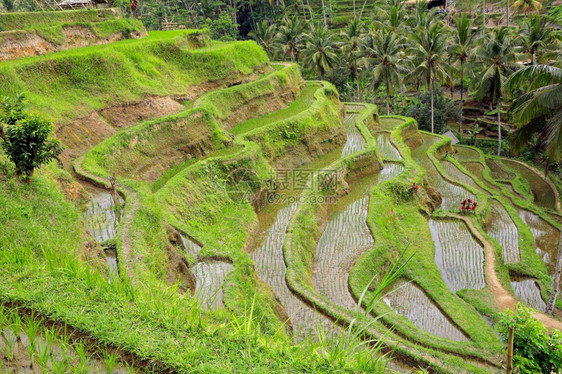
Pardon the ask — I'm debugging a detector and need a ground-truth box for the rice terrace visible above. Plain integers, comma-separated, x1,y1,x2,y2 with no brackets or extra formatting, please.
1,0,562,372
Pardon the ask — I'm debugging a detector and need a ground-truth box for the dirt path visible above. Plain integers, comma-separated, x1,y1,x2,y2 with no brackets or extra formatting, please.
455,214,562,332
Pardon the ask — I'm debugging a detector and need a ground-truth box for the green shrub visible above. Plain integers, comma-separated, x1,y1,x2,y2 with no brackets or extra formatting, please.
497,303,562,374
0,94,62,180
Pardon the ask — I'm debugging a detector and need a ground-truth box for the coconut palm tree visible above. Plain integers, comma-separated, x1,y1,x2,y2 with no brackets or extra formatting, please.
249,21,277,58
513,0,542,16
450,13,478,136
508,64,562,175
363,29,407,115
339,19,365,100
518,14,556,65
405,20,451,133
276,16,305,63
475,26,517,156
302,24,338,81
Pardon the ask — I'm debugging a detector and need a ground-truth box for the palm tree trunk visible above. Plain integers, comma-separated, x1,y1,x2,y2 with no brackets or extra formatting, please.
431,83,435,133
321,0,327,27
544,157,551,177
386,75,392,115
459,67,464,137
482,0,486,24
359,0,368,20
353,0,356,18
545,230,562,315
506,0,510,28
497,100,502,156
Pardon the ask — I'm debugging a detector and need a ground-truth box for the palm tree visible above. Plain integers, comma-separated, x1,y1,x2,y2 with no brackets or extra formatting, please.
406,20,451,133
363,29,407,115
249,21,277,58
508,64,562,175
276,16,305,63
450,13,478,136
302,24,338,81
339,19,365,100
475,27,517,156
518,14,556,65
513,0,542,16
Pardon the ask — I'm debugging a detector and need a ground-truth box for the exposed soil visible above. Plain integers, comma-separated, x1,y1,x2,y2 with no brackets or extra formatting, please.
0,26,146,62
100,96,184,129
56,112,116,166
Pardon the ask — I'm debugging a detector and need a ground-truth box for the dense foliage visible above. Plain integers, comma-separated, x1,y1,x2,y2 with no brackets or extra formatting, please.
497,304,562,374
0,95,62,179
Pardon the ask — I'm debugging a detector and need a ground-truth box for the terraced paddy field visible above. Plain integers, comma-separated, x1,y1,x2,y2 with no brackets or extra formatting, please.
1,12,562,373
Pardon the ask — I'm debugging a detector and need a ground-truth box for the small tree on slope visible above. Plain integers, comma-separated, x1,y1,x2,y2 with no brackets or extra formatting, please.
0,94,62,181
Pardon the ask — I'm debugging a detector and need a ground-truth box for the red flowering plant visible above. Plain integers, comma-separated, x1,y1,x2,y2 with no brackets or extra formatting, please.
411,182,420,193
460,198,478,214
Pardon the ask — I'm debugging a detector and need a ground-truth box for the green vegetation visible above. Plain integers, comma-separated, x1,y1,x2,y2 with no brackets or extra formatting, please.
0,9,119,31
498,304,562,374
0,3,561,373
0,30,267,123
0,94,62,179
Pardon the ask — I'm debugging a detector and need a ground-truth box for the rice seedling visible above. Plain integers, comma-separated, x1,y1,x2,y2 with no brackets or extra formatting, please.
103,349,119,374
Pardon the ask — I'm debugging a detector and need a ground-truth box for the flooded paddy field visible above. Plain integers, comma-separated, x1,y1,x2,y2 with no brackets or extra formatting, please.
517,209,560,274
441,160,487,195
429,219,486,292
83,184,124,244
511,278,546,312
0,308,133,374
486,159,515,180
453,146,480,162
411,134,476,210
376,133,402,161
312,164,404,311
383,280,468,341
501,159,557,211
192,261,233,310
486,200,520,264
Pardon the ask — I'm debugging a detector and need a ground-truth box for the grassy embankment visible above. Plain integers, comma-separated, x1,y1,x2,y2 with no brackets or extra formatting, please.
0,19,145,49
281,109,505,371
451,145,562,309
0,30,358,372
0,29,267,124
0,9,119,31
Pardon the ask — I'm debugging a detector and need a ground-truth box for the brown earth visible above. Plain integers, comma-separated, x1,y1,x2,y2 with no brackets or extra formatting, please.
58,71,266,169
56,112,117,166
0,26,146,61
100,96,185,129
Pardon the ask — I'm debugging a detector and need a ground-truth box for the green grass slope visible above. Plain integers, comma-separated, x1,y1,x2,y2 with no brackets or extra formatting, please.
0,9,120,31
0,30,268,124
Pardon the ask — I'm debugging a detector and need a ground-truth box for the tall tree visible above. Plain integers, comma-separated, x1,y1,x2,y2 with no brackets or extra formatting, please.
249,20,277,58
513,0,542,16
475,27,516,155
518,14,556,65
406,20,451,133
339,19,365,100
275,16,304,63
508,64,562,176
450,13,478,136
302,24,338,81
363,29,407,115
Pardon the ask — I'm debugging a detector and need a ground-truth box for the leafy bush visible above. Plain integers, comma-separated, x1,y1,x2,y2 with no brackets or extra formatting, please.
0,94,62,180
202,13,239,41
497,304,562,374
402,92,460,134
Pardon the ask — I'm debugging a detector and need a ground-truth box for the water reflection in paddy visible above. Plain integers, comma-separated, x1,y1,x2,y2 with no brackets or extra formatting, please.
384,280,468,341
429,219,486,292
